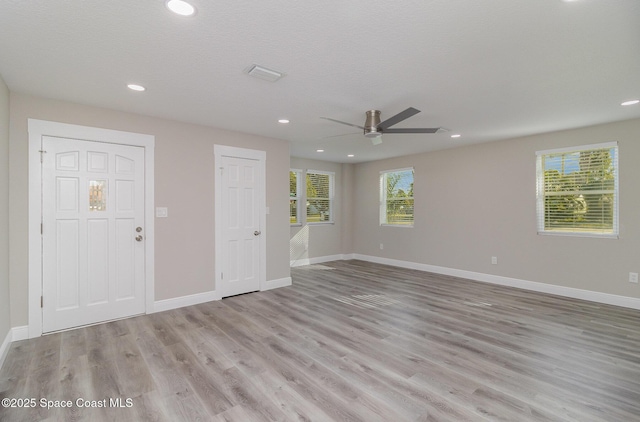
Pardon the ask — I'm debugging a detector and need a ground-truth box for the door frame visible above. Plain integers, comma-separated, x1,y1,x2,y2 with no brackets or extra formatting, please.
28,119,155,338
213,145,266,296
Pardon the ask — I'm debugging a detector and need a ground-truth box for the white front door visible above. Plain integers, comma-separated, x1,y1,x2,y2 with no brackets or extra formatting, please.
219,154,263,297
42,136,146,333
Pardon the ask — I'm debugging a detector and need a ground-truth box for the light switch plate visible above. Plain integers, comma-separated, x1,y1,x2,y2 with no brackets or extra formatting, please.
156,207,168,218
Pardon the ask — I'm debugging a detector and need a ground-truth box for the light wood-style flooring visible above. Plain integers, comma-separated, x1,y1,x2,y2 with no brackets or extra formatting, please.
1,260,640,421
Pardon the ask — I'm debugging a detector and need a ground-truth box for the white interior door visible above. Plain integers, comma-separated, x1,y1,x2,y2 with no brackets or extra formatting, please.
220,155,262,297
42,136,145,333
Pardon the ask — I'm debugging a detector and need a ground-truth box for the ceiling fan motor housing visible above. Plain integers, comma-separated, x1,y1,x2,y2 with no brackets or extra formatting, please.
364,110,382,138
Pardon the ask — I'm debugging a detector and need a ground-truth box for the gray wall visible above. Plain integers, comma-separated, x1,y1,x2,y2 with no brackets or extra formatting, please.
0,75,10,343
352,118,640,298
4,89,640,332
289,157,354,264
9,93,291,327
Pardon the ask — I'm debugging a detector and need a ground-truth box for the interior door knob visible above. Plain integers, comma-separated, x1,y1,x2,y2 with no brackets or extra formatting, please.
136,235,143,242
136,227,143,232
254,230,261,236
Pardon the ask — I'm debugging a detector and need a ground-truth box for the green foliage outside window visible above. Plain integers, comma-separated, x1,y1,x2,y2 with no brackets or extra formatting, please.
540,147,616,234
381,169,414,225
306,172,332,222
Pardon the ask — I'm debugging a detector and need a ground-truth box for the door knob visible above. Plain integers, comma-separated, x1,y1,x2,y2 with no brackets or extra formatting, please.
254,230,261,236
136,235,143,242
136,227,143,232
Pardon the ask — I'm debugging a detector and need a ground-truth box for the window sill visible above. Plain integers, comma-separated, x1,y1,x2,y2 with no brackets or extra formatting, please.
537,231,618,239
380,224,414,228
307,221,334,226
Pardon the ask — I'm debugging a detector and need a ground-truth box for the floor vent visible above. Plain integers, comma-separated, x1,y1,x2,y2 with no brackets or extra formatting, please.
334,294,399,309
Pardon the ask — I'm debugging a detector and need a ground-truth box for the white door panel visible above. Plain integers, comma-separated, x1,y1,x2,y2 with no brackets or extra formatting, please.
42,136,145,333
220,155,262,297
87,218,108,304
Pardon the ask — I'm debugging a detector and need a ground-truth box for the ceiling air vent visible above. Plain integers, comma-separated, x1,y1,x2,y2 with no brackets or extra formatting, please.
245,64,285,82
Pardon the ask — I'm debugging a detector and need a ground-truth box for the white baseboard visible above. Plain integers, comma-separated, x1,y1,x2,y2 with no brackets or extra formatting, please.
153,276,295,313
154,290,220,313
263,277,292,291
12,326,29,342
351,254,640,311
0,326,29,371
291,254,350,267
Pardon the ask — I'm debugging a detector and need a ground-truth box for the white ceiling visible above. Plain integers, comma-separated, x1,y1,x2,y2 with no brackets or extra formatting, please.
1,0,639,163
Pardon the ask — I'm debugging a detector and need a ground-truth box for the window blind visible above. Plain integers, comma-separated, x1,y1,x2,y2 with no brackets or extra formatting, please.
536,142,618,237
306,171,333,223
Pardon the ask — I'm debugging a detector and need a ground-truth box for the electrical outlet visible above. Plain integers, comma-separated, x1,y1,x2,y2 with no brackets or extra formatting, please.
379,243,384,250
491,256,498,265
630,272,639,284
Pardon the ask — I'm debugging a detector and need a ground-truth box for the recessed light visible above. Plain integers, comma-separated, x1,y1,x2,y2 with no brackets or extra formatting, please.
450,134,461,138
166,0,196,16
127,84,146,92
278,119,290,124
316,149,324,153
621,99,639,106
347,154,354,157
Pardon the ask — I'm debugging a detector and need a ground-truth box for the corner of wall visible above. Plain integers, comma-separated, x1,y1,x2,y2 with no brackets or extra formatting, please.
341,162,356,255
0,72,12,360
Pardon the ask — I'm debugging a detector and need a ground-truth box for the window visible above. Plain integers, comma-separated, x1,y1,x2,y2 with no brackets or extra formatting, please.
89,180,107,211
289,169,301,224
536,142,618,237
380,168,414,226
306,170,334,223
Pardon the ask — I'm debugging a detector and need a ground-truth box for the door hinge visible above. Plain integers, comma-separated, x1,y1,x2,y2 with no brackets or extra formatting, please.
41,296,43,308
221,272,224,280
38,150,47,163
41,223,43,235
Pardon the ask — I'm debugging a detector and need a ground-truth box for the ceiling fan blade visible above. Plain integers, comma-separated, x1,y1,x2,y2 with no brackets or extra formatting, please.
377,107,421,130
320,117,364,130
383,127,442,134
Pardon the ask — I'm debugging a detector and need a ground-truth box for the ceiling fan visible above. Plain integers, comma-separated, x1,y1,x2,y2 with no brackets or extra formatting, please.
321,107,443,145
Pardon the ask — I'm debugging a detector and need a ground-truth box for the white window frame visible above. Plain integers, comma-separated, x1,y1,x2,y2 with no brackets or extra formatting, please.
289,169,302,226
536,142,619,238
380,167,415,227
306,169,335,225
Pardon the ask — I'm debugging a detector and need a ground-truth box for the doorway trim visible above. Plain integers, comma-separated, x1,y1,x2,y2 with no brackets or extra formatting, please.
28,119,155,338
213,145,267,296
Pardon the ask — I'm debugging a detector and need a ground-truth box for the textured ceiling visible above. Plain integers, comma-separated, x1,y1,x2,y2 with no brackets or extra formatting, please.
1,0,639,163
